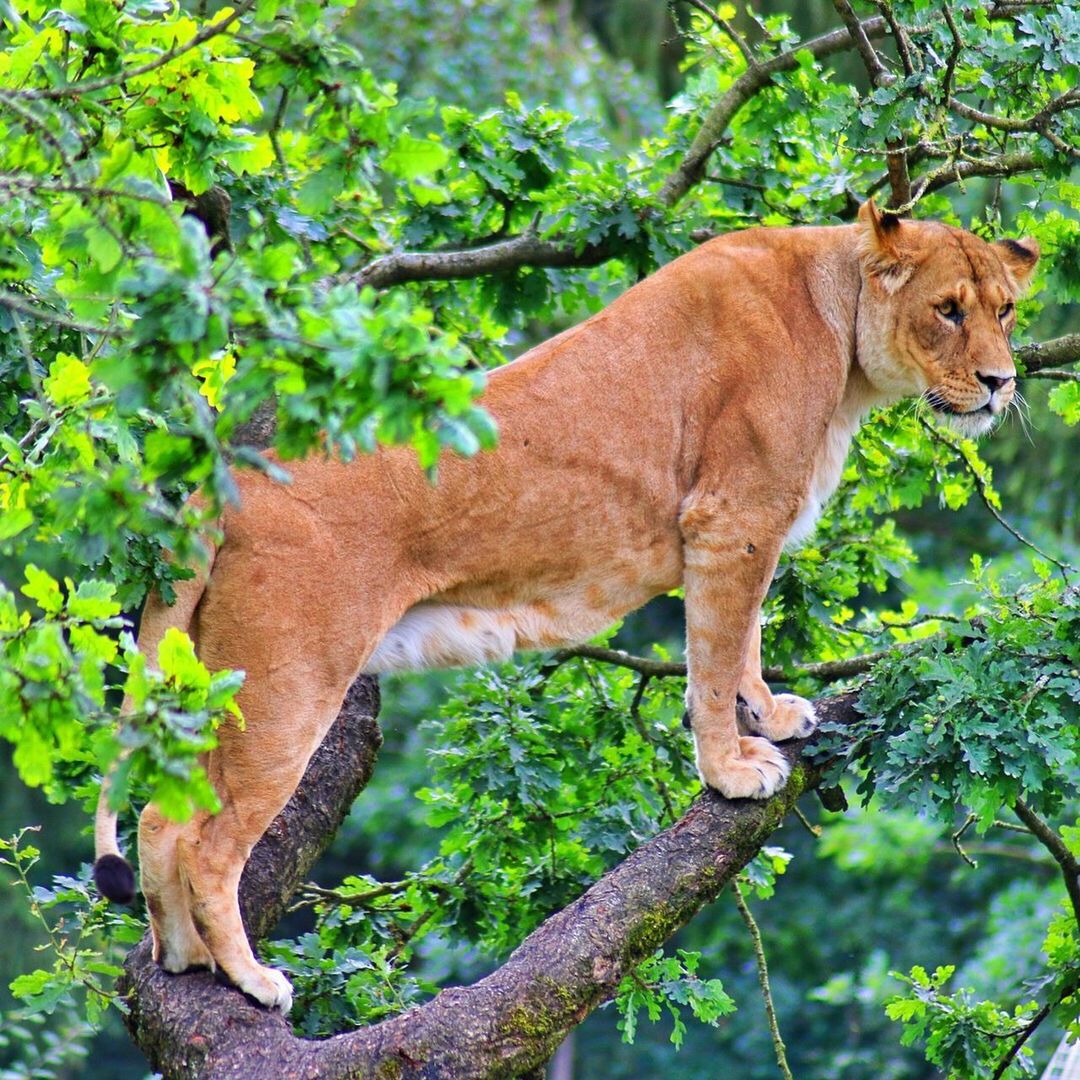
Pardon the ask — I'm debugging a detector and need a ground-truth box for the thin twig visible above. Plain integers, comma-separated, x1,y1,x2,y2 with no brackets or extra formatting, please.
1026,368,1080,382
940,4,963,103
921,417,1073,580
680,0,761,71
792,804,822,838
0,176,169,205
625,674,679,823
733,880,794,1080
551,642,915,684
951,813,978,868
992,819,1033,835
0,291,117,337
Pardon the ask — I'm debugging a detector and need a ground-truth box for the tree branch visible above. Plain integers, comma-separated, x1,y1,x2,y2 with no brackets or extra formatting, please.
831,0,892,87
947,87,1080,133
552,641,914,683
1012,799,1080,928
352,6,1069,289
353,233,617,290
1016,334,1080,374
733,880,794,1080
659,16,888,207
353,14,894,293
118,673,859,1078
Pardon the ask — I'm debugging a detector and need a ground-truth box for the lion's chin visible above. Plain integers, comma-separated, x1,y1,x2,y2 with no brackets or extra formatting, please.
938,407,999,439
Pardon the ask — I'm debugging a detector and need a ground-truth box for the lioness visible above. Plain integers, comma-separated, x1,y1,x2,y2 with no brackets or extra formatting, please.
94,201,1037,1012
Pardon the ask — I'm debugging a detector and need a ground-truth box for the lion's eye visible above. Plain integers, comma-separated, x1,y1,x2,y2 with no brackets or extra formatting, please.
998,302,1014,320
937,300,964,324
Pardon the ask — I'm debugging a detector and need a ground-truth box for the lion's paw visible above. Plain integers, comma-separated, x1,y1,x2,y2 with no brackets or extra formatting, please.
698,736,791,800
745,693,818,742
233,964,294,1014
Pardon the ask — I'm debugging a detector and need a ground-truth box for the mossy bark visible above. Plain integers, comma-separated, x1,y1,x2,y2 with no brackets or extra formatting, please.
118,682,859,1079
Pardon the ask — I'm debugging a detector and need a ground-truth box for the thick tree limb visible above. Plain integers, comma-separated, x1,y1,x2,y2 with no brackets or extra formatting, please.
118,673,859,1079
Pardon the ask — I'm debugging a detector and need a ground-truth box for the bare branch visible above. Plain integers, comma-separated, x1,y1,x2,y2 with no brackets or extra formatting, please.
0,291,118,337
354,233,617,290
831,0,915,208
551,642,912,683
0,176,169,205
875,0,915,79
905,150,1041,202
948,87,1080,132
990,996,1056,1080
1026,368,1080,382
831,0,893,87
733,880,794,1080
1013,799,1080,927
940,4,963,102
920,417,1073,579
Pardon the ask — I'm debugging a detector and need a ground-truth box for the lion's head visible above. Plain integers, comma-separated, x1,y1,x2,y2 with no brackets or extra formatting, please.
855,200,1039,437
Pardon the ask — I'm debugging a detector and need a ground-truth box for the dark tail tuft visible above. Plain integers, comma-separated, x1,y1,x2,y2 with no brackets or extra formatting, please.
94,854,136,904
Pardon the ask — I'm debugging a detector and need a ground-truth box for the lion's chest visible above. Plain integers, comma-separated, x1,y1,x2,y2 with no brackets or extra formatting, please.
786,402,864,547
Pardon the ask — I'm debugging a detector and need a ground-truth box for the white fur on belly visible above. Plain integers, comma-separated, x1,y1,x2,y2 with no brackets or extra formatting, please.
363,604,517,673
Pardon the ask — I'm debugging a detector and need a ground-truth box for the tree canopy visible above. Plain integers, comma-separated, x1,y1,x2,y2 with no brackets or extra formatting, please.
0,0,1079,1077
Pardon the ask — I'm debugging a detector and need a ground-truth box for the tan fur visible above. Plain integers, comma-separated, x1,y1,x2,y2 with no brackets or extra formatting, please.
95,202,1038,1012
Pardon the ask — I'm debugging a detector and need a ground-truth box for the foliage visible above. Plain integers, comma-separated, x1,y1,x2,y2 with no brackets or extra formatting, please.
613,948,736,1049
0,0,1077,1075
885,965,1042,1079
823,567,1080,825
1,829,142,1025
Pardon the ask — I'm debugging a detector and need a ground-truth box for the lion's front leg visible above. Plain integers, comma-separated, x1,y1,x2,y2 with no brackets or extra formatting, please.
679,497,795,800
737,620,818,742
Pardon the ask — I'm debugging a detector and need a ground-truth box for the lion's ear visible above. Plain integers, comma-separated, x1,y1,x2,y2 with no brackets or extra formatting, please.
995,237,1040,293
857,199,913,293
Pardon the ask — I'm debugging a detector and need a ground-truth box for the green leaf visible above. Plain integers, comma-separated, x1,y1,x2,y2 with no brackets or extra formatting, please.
1048,380,1080,425
157,627,210,692
0,506,33,541
86,225,123,273
43,353,93,407
383,134,450,179
21,564,63,615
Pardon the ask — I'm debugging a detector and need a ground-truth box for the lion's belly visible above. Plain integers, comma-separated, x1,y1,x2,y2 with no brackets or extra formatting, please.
363,550,681,675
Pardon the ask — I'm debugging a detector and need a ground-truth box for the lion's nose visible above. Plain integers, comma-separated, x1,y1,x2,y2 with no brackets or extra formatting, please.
976,371,1015,393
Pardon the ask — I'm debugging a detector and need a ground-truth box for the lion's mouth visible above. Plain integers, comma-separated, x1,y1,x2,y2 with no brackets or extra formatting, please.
923,390,999,436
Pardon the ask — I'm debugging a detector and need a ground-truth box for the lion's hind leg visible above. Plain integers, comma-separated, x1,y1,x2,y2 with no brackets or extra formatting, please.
138,804,215,973
172,668,355,1013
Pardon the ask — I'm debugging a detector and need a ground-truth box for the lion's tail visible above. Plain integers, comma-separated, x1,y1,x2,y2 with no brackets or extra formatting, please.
93,541,218,904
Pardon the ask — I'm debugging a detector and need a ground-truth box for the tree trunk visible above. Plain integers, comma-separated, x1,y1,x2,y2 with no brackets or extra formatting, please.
117,681,858,1078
